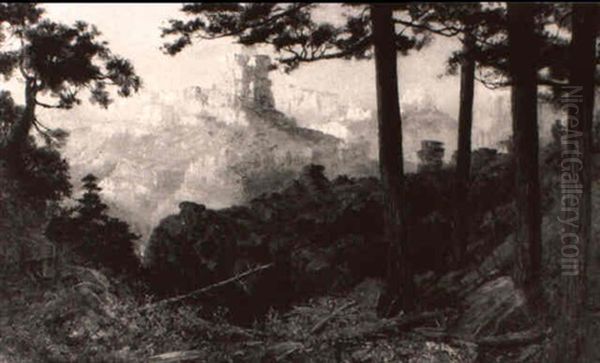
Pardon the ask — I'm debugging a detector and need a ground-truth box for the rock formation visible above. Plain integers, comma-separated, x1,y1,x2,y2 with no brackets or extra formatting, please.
417,140,445,172
235,54,275,109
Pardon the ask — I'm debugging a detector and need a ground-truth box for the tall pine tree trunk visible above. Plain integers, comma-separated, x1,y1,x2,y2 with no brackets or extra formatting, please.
507,3,542,287
371,4,414,312
452,31,476,265
1,79,37,174
568,4,598,362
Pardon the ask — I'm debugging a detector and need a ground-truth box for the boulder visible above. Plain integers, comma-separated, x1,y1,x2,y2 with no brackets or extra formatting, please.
478,234,514,276
42,267,120,347
451,276,529,337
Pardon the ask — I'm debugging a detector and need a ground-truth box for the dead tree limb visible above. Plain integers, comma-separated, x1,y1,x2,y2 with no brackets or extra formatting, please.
138,263,274,312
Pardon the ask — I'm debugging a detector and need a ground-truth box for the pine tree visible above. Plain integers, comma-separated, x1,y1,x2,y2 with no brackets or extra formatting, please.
0,3,141,173
507,3,542,288
0,91,71,201
47,173,140,274
396,3,505,264
77,174,108,224
555,4,598,362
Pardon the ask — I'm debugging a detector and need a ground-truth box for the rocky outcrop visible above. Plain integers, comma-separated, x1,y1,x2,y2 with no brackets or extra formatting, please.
235,54,275,109
451,276,529,337
417,140,445,172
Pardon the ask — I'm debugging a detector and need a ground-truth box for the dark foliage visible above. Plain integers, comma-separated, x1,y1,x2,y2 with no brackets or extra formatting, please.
162,3,430,72
0,4,141,109
145,155,516,321
0,91,71,201
46,174,141,276
0,3,141,174
19,138,71,201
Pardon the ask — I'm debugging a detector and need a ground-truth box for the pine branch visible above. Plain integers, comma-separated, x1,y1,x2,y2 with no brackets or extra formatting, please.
35,101,65,109
32,118,58,143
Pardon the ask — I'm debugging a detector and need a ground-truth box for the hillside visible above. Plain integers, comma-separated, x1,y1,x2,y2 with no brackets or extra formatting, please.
2,154,594,362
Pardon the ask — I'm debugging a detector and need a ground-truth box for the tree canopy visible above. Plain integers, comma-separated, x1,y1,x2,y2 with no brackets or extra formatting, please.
0,3,142,173
162,3,430,72
0,3,141,109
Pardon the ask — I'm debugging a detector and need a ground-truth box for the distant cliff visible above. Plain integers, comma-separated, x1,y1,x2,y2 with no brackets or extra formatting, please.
41,54,379,239
41,53,493,240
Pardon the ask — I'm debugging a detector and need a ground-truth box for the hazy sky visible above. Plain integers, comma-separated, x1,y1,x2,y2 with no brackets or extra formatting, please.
33,4,507,128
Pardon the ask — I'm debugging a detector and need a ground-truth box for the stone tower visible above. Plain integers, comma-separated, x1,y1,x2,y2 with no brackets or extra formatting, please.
234,53,275,109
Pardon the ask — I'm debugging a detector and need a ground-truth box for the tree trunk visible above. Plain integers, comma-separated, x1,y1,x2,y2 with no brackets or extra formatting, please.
507,3,541,288
1,79,37,174
371,4,414,313
567,4,598,362
452,31,476,266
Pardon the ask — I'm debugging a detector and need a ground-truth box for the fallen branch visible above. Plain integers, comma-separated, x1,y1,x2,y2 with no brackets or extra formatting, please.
148,350,205,363
517,344,542,362
276,301,357,361
138,263,274,312
310,301,356,335
336,309,449,341
477,327,549,348
274,342,306,362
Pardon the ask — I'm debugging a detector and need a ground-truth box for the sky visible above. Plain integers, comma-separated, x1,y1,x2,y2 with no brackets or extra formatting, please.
23,3,508,130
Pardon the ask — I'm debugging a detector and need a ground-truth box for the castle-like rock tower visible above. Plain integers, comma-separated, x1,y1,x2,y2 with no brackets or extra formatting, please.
234,54,275,109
